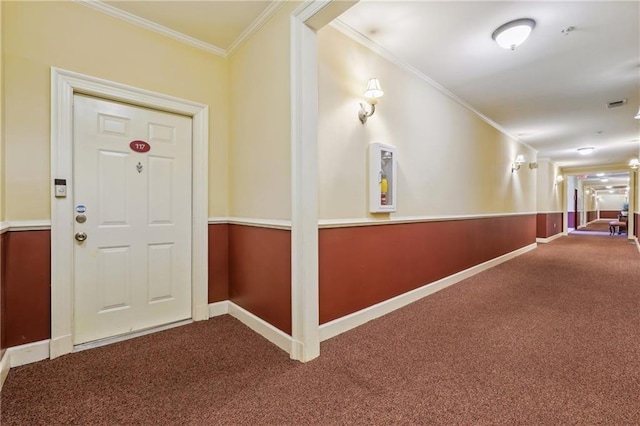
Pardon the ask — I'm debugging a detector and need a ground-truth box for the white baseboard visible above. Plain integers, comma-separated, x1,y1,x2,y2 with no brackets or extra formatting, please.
536,233,564,244
227,302,292,355
319,242,538,342
8,340,50,368
208,301,230,317
0,350,10,391
50,334,73,360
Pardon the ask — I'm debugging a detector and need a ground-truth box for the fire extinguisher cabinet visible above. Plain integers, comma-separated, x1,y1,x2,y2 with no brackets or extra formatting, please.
369,142,397,213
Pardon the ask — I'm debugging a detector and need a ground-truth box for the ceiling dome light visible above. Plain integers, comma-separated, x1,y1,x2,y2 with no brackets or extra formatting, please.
577,147,595,155
492,18,536,50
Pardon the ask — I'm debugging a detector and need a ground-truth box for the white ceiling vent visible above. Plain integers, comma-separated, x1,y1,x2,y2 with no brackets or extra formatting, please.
607,99,627,108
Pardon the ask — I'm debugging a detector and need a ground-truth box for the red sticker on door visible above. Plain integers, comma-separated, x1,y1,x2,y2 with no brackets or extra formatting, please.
130,140,150,153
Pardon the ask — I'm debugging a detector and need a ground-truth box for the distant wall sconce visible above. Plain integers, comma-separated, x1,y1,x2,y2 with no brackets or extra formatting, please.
556,175,564,184
577,147,595,155
358,78,384,124
630,158,640,170
511,155,525,172
492,18,536,51
528,162,538,169
634,108,640,120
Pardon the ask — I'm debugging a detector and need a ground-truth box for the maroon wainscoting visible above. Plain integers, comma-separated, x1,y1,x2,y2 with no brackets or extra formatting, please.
319,215,536,324
208,224,229,303
599,210,620,219
587,211,598,223
536,213,563,239
228,225,291,335
0,231,6,352
1,230,51,349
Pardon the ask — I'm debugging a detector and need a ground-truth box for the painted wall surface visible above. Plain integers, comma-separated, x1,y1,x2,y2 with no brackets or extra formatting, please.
536,160,562,213
319,215,536,323
598,193,627,211
317,26,536,221
3,1,229,221
208,224,229,303
566,177,577,228
0,0,4,357
229,225,291,334
0,0,5,223
536,213,563,238
1,231,50,349
0,233,4,352
227,2,298,220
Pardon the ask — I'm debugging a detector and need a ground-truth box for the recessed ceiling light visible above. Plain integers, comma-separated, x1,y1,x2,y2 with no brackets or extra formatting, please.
609,190,614,193
601,179,609,182
596,173,605,177
606,186,612,189
578,147,595,155
492,18,536,50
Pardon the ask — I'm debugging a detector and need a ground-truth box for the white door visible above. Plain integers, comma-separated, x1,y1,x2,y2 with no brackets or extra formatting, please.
72,94,192,345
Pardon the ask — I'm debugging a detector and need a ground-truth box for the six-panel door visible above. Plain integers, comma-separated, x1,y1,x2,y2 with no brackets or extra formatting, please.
72,94,192,345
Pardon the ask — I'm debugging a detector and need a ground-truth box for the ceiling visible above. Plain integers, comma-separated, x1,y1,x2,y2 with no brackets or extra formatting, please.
102,1,273,50
580,171,630,195
98,0,640,170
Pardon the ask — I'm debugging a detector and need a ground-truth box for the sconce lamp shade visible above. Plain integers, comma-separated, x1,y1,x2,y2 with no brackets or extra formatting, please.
511,154,525,172
635,108,640,119
363,78,384,104
630,158,640,169
556,175,564,183
492,18,536,50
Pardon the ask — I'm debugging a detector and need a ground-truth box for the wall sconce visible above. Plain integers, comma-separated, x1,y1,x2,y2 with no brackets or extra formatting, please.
630,158,640,170
635,108,640,120
511,155,525,172
556,175,564,185
528,162,538,169
358,78,384,124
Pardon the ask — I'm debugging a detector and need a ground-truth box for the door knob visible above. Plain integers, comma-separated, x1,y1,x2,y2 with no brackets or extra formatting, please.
75,232,87,242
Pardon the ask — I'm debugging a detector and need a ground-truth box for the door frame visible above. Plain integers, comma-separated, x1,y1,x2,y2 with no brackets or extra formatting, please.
50,68,209,359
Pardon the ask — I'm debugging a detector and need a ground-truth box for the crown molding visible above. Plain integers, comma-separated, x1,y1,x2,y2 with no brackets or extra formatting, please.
331,19,537,154
74,0,227,58
226,1,287,56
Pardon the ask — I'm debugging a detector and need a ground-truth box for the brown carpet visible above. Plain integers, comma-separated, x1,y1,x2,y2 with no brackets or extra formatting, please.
576,219,624,234
2,234,640,424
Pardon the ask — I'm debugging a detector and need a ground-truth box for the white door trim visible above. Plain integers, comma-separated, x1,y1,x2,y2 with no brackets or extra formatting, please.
50,67,209,359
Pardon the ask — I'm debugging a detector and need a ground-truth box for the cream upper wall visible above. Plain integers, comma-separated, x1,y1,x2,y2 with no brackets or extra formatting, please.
3,1,229,221
598,193,627,211
318,26,536,220
536,159,563,213
0,0,4,222
227,2,299,221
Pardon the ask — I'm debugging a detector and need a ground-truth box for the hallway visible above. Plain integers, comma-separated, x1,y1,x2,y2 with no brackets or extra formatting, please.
2,235,639,424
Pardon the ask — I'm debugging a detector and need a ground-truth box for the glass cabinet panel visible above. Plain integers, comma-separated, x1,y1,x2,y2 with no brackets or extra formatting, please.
369,143,397,213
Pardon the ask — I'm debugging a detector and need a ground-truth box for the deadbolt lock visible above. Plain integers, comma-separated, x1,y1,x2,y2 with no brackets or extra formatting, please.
76,214,87,223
